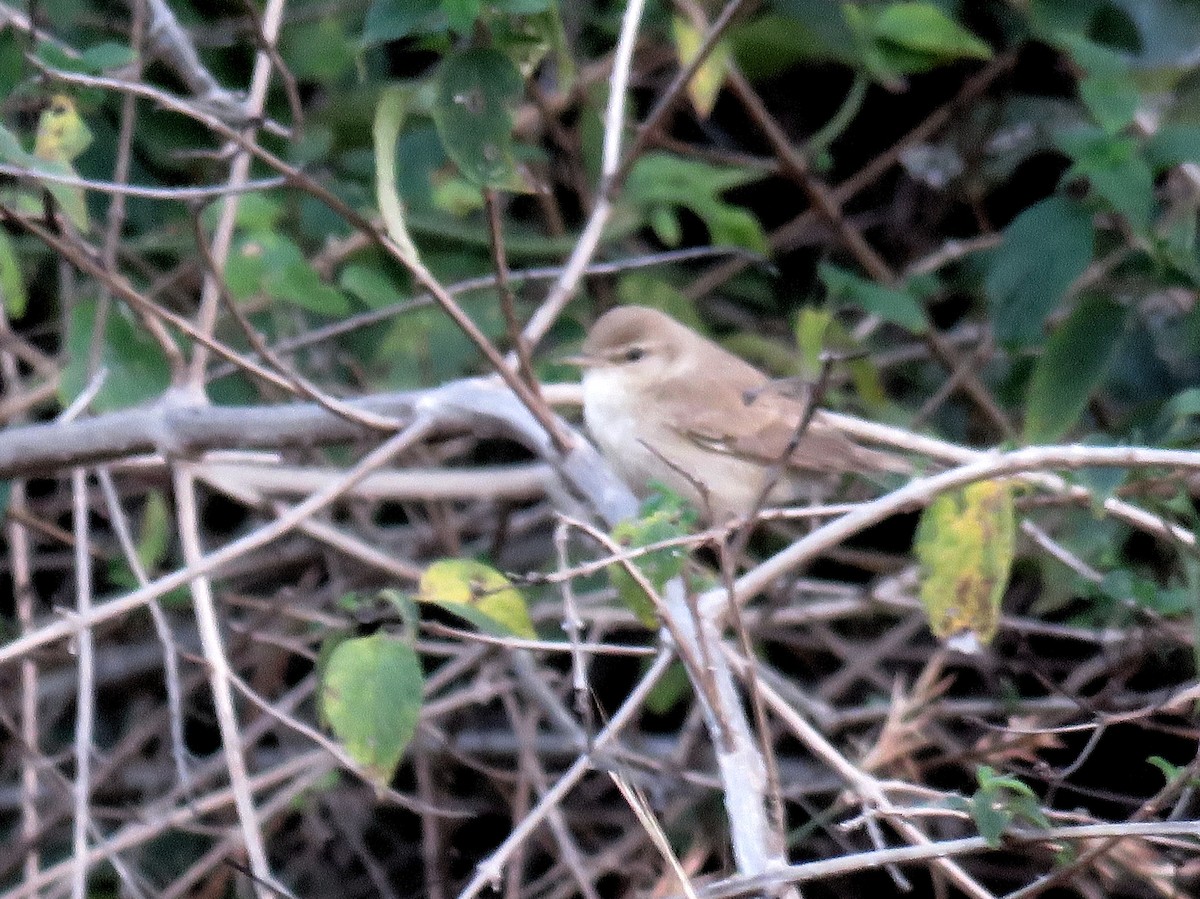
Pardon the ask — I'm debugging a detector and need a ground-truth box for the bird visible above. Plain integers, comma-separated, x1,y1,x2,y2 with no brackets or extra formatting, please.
568,305,909,521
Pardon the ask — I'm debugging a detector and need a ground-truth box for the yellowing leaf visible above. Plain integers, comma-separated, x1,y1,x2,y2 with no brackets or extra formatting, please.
28,95,93,230
34,95,92,163
418,559,536,639
914,480,1015,649
671,15,731,120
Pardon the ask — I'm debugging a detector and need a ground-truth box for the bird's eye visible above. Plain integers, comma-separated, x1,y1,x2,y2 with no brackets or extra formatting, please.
623,347,645,363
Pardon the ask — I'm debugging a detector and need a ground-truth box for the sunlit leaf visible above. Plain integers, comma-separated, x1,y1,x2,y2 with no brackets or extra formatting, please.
418,559,536,639
914,480,1016,648
320,633,423,787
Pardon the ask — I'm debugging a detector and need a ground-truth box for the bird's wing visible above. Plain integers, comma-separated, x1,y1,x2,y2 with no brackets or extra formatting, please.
676,388,909,475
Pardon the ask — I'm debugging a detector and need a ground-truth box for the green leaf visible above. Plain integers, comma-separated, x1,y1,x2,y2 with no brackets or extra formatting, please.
362,0,442,44
60,299,171,412
136,490,172,572
1148,755,1182,783
625,152,767,251
443,0,481,33
1145,124,1200,172
1080,74,1139,134
1058,35,1139,133
432,48,525,189
643,659,690,716
969,792,1012,847
1025,296,1126,442
1029,0,1104,36
1058,129,1155,233
792,307,887,409
984,196,1095,347
320,633,423,787
768,0,858,63
494,0,554,12
870,2,992,61
418,559,536,639
0,228,27,318
608,488,698,628
80,42,135,72
819,262,929,332
491,5,574,87
340,263,402,309
230,194,283,231
282,19,355,82
267,254,350,315
0,28,26,98
795,306,833,378
914,480,1016,647
228,232,350,315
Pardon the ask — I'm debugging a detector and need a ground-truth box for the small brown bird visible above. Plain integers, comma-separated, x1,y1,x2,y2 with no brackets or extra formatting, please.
570,305,908,521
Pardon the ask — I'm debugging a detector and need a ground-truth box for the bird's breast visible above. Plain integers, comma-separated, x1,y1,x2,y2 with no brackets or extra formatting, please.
581,371,787,519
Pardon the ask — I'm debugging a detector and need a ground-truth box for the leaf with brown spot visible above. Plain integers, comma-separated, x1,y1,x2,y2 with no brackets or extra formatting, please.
914,480,1015,648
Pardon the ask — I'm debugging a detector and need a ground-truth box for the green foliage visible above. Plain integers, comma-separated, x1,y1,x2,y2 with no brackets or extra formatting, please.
793,307,887,409
226,232,350,315
61,299,171,412
362,0,443,45
819,262,930,332
0,228,26,318
947,766,1051,847
624,153,766,250
1025,296,1126,442
11,0,1200,884
0,94,93,230
320,632,424,788
608,487,699,628
984,197,1096,348
432,49,526,189
848,1,992,82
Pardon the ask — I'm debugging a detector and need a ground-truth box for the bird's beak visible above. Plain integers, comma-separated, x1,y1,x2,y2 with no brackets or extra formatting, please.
558,353,601,368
